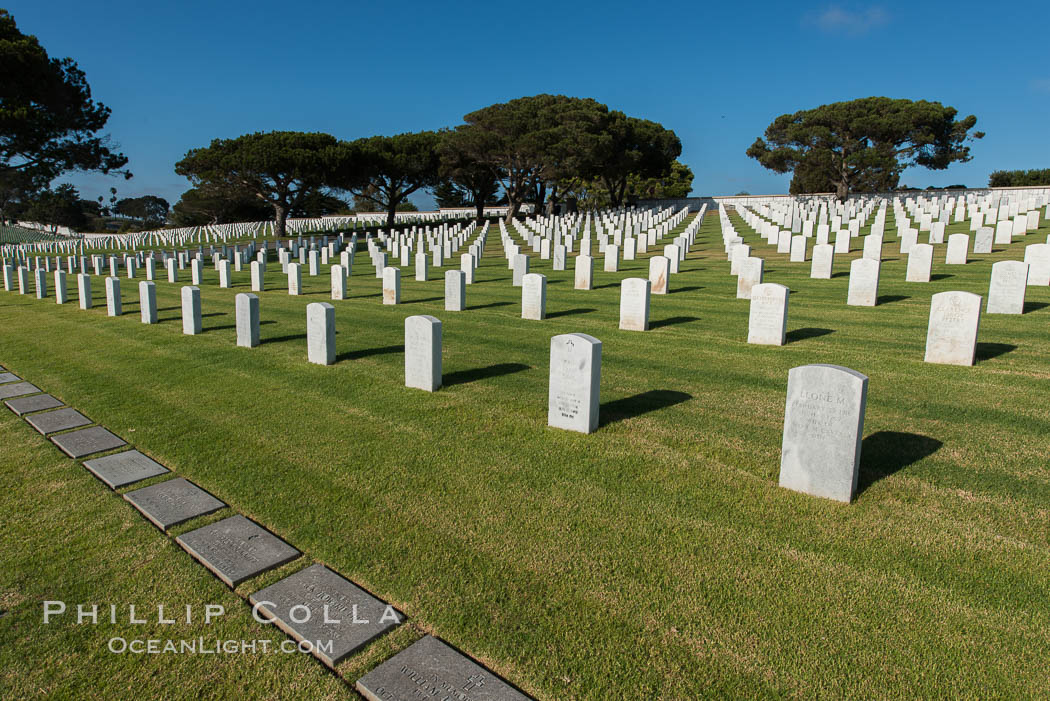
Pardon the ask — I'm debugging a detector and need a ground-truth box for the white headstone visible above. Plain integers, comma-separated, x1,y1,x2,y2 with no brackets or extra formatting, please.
810,244,834,279
747,283,788,346
444,270,465,311
736,257,764,299
846,258,880,307
618,278,650,331
574,254,593,290
105,277,121,317
906,244,933,283
945,234,969,265
54,270,67,304
139,281,157,324
77,273,92,310
924,291,981,366
648,256,670,295
382,267,401,305
789,235,807,262
307,302,335,365
1022,244,1050,286
779,364,868,503
236,293,260,347
986,261,1028,314
512,253,529,286
287,262,301,295
973,227,994,254
330,264,347,300
181,286,201,334
521,273,547,320
404,315,442,391
547,333,601,434
862,234,883,261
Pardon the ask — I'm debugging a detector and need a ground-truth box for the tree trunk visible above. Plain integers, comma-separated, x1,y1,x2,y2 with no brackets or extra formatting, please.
474,198,485,223
505,197,521,224
386,200,397,228
835,180,848,202
273,203,287,239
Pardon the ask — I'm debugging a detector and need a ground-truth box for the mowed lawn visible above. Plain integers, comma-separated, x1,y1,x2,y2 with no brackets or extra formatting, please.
1,209,1049,699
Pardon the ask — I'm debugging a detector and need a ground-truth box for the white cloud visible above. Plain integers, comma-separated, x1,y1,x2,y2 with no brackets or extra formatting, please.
807,5,889,35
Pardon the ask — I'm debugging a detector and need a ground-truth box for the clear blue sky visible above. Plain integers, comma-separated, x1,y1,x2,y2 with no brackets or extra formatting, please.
7,0,1049,208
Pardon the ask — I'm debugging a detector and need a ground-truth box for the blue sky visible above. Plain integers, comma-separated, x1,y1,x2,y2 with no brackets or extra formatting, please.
7,0,1049,208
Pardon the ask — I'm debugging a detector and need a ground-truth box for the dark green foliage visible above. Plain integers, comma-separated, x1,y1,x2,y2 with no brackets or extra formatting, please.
461,95,610,221
437,126,501,221
748,97,983,200
114,195,169,227
0,9,130,222
988,169,1050,187
170,183,273,227
338,131,441,227
23,183,87,231
175,131,349,237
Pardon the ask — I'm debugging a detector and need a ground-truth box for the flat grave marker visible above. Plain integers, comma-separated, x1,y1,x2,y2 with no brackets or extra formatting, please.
0,382,41,400
124,478,226,530
50,425,127,458
356,635,529,701
251,564,404,668
25,407,92,435
5,393,63,416
83,449,170,489
175,515,300,588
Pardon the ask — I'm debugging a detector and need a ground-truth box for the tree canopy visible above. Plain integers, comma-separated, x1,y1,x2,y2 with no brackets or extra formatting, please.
460,95,611,221
437,126,501,221
114,195,169,227
746,97,984,200
589,113,681,207
337,131,441,227
988,169,1050,188
23,183,87,232
0,9,130,221
174,131,348,238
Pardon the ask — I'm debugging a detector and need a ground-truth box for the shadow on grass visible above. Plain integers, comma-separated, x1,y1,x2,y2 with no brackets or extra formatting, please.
547,307,596,319
976,342,1016,362
406,296,443,304
831,271,849,278
785,327,833,344
592,282,621,290
205,320,274,335
650,316,700,329
857,431,942,495
877,295,909,305
336,344,403,362
1024,301,1049,314
265,333,307,345
443,362,530,387
469,301,512,310
599,390,692,427
671,286,704,294
929,273,953,281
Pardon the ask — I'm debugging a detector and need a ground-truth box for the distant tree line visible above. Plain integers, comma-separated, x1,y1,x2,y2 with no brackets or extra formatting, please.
988,169,1050,188
173,95,689,237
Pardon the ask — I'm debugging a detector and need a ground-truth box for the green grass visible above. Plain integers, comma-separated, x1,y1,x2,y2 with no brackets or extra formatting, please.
1,209,1049,699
